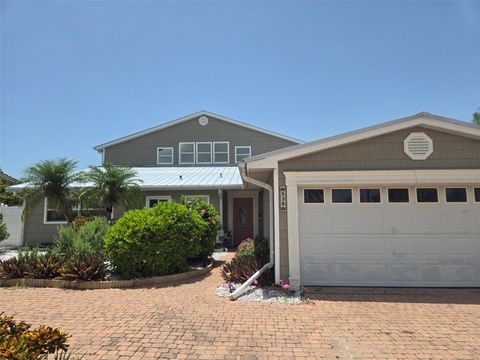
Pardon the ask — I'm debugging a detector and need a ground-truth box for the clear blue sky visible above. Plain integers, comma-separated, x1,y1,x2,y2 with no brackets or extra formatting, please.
1,1,479,178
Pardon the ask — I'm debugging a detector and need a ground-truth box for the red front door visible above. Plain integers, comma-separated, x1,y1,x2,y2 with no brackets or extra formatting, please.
233,198,254,246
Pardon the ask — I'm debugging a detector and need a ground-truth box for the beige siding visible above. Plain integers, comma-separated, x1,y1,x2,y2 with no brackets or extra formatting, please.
277,126,480,281
24,200,62,246
103,115,297,166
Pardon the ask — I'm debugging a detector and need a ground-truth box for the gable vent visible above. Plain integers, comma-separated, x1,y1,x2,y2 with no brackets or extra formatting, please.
403,132,433,160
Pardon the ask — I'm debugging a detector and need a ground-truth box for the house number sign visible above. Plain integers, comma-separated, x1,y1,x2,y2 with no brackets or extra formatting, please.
280,186,287,211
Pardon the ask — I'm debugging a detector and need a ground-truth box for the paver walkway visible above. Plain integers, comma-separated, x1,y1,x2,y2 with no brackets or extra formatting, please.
1,256,479,359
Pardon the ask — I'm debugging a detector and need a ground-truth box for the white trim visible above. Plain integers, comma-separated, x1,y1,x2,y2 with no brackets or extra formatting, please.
93,110,303,151
213,141,230,164
43,198,68,225
156,147,174,165
414,187,439,204
284,169,480,187
444,187,468,203
358,188,382,204
286,184,300,290
330,188,353,204
227,190,259,244
145,195,171,208
196,142,212,164
235,146,252,163
387,187,411,204
179,142,195,165
244,113,480,169
184,194,210,203
273,166,280,285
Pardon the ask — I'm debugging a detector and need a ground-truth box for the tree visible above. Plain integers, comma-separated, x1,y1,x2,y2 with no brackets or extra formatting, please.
22,159,82,222
80,163,141,222
0,213,9,242
473,109,480,125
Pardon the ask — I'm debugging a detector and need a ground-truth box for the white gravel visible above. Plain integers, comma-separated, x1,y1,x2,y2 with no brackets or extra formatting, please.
216,283,305,304
212,252,229,261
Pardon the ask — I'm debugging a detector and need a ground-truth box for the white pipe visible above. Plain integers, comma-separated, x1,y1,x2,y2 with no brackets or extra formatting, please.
229,262,273,300
230,165,274,301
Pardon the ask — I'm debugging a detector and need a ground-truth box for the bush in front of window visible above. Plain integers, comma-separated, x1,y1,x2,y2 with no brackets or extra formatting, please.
104,201,207,279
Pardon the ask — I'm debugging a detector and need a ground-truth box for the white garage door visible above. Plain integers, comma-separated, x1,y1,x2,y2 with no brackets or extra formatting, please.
299,187,480,287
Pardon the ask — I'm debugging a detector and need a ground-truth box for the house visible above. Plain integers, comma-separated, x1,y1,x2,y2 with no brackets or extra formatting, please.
0,169,17,185
11,111,302,246
241,112,480,288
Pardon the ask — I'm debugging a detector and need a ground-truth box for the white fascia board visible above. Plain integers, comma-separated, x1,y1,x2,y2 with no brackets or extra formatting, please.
93,110,303,151
284,169,480,186
244,114,480,168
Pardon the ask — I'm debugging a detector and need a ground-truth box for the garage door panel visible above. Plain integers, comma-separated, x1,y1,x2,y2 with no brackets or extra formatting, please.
298,186,480,287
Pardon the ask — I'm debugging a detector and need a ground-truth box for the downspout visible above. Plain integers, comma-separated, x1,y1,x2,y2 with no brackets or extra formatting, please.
230,163,274,300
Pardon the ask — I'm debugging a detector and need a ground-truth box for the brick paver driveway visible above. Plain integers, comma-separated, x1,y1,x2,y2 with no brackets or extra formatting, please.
1,257,479,359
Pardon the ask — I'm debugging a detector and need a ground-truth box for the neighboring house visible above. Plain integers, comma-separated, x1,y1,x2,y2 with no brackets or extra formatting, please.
241,112,480,288
0,169,17,185
9,111,302,246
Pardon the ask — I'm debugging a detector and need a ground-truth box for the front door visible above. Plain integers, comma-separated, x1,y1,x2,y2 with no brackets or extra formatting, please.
233,197,254,246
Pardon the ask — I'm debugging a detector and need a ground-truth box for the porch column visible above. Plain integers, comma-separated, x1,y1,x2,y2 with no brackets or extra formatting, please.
218,189,223,228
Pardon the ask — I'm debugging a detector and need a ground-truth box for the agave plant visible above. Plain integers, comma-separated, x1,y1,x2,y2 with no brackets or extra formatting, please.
27,254,63,279
0,257,27,279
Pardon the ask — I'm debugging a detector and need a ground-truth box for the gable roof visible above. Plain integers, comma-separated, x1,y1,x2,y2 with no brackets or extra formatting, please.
93,110,303,151
0,169,17,184
242,112,480,169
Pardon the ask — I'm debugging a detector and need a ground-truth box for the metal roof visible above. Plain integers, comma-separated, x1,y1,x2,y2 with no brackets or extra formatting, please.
7,166,244,192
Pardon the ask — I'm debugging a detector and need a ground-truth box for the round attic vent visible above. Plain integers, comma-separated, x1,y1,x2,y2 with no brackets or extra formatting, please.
199,116,209,126
403,132,433,160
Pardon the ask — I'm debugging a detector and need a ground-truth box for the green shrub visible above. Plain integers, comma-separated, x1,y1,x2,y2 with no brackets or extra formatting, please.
0,313,71,359
182,196,221,260
71,215,96,230
0,213,9,242
105,202,207,279
51,217,109,258
0,257,27,279
59,254,105,281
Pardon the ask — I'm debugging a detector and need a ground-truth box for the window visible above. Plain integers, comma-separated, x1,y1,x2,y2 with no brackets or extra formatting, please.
44,198,69,224
360,189,381,203
184,195,210,203
304,189,324,203
475,188,480,202
331,189,352,203
157,147,173,165
146,196,171,208
416,188,438,203
235,146,252,162
179,142,195,164
44,198,102,224
388,188,409,203
196,142,212,164
213,142,229,164
445,188,467,203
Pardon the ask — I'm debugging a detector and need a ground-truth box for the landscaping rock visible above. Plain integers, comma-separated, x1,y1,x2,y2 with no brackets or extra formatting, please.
215,283,305,304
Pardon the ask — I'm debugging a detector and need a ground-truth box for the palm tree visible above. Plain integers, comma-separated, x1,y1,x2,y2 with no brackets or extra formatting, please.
473,109,480,125
81,163,141,222
22,158,82,222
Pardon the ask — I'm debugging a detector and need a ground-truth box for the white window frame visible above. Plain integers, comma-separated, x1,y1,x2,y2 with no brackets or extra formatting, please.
359,188,382,204
445,187,468,203
387,187,411,204
303,188,325,204
196,142,212,164
213,141,230,164
145,195,172,208
330,188,353,204
184,195,210,203
415,187,439,204
235,146,252,163
43,197,79,225
179,142,195,165
156,147,174,165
